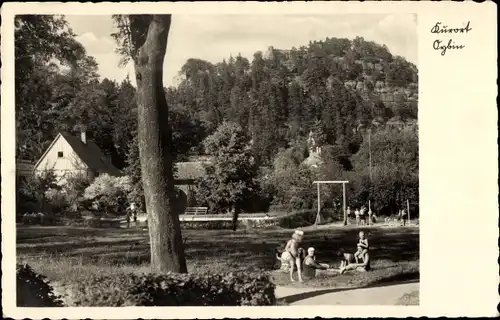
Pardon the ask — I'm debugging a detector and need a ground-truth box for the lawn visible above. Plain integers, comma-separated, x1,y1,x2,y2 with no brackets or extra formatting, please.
16,224,419,293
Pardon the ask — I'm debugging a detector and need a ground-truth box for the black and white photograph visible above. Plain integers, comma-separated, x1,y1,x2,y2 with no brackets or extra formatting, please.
12,11,420,307
2,1,497,318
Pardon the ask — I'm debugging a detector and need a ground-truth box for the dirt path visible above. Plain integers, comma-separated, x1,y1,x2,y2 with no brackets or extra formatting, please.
276,281,419,305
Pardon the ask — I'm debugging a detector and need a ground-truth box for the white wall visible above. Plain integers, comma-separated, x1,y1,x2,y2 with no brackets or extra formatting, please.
35,134,89,181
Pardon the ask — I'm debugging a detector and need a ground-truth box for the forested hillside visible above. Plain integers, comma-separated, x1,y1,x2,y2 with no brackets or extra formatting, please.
166,38,418,165
15,15,418,215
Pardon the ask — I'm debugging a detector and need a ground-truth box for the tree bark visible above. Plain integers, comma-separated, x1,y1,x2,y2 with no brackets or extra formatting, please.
133,15,187,273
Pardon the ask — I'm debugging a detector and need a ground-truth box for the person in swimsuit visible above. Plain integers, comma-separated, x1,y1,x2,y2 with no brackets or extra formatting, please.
355,208,360,225
354,231,369,264
339,250,371,274
360,206,367,226
282,230,305,282
302,247,333,279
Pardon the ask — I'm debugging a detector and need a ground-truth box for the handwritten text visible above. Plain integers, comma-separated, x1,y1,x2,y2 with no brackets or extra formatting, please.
431,21,471,56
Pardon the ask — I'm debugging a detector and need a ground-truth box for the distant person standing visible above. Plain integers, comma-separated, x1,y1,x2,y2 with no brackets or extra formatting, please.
129,202,137,213
232,207,241,231
355,208,360,225
128,202,138,227
359,207,366,226
401,209,407,226
368,208,373,225
346,206,351,224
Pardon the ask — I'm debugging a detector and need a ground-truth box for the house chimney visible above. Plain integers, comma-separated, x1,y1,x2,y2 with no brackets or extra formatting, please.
81,131,87,144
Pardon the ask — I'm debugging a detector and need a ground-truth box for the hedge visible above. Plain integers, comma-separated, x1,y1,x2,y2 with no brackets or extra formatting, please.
181,220,234,230
276,210,316,229
16,264,64,307
180,218,277,230
21,212,60,225
276,209,345,228
71,271,276,306
179,210,324,230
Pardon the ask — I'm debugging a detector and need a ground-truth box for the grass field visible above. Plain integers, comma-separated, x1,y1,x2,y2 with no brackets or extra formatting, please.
17,223,419,293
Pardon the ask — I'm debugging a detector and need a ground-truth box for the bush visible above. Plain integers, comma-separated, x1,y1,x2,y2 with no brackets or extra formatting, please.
84,218,122,228
17,170,60,214
277,210,316,229
16,263,64,307
179,218,277,230
62,173,92,213
289,195,313,211
84,174,132,215
181,220,233,230
71,272,276,306
21,212,60,225
268,204,288,213
44,188,70,215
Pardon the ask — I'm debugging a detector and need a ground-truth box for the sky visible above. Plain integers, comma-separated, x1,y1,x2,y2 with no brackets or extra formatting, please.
65,14,417,87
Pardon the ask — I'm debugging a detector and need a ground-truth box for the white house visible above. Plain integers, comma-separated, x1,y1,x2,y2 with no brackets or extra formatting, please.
34,131,122,181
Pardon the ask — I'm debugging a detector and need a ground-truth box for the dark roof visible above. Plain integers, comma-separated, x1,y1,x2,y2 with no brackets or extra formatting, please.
174,161,207,181
60,132,122,176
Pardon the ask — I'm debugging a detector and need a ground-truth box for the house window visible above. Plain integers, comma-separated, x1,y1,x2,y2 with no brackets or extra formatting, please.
57,151,64,158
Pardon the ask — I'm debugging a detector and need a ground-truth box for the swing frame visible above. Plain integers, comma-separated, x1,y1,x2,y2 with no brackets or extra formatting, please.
312,180,349,225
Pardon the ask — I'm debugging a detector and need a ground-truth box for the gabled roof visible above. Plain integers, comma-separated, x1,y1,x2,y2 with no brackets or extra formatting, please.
34,132,122,176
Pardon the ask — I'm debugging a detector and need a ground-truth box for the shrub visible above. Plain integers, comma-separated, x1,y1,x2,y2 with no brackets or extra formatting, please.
239,218,277,229
277,210,316,229
16,263,64,307
84,174,132,215
289,195,313,211
181,220,233,230
180,218,277,230
17,170,60,214
71,272,276,306
61,173,92,213
268,204,288,213
44,188,71,215
83,218,122,228
21,212,60,225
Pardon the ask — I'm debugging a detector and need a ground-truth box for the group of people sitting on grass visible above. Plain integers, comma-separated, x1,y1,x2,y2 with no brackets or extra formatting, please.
276,229,371,282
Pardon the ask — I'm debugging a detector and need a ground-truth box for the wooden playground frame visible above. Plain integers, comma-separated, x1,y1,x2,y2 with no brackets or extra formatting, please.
312,180,349,225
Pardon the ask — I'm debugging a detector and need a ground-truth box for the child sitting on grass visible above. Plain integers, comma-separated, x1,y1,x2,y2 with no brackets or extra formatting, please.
354,231,369,264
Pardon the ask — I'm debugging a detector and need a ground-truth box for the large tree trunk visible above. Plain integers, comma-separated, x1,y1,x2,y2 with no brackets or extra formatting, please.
133,15,187,273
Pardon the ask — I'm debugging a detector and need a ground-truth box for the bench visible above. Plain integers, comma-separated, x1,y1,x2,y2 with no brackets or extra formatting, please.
183,207,209,215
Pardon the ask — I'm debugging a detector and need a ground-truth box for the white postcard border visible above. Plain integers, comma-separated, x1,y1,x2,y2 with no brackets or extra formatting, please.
2,1,498,318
